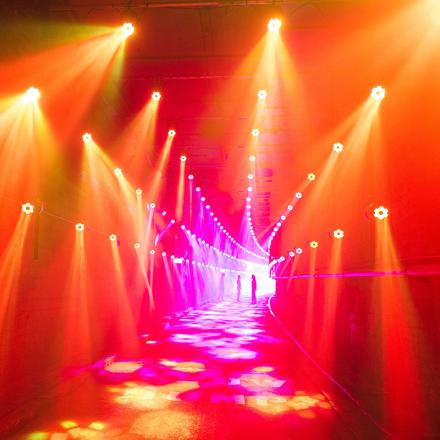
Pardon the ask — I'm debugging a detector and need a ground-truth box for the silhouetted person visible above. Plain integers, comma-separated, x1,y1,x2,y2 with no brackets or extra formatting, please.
236,275,241,302
251,274,257,304
219,272,225,301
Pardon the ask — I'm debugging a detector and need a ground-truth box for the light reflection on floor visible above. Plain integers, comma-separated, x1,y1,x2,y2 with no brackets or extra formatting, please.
23,298,336,440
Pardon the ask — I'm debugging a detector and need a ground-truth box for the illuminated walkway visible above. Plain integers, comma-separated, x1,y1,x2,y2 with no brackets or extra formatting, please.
19,296,384,439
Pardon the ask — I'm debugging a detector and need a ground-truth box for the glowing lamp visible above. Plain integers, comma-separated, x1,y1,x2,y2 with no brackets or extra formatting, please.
195,186,201,192
296,247,303,254
307,173,316,181
134,242,141,249
170,219,176,224
180,155,187,162
251,128,260,137
150,250,155,255
257,89,268,100
22,202,34,215
24,86,40,103
268,18,282,33
82,133,92,143
114,168,122,177
333,142,344,153
280,215,286,221
162,211,167,216
374,206,389,220
121,22,134,37
188,174,194,180
295,192,302,199
136,188,142,196
75,223,85,232
287,205,293,211
310,241,319,249
288,251,295,257
249,155,256,162
152,91,162,101
333,229,344,239
248,174,254,180
371,86,386,101
109,234,117,241
248,187,253,192
201,196,206,202
150,202,156,208
168,129,176,137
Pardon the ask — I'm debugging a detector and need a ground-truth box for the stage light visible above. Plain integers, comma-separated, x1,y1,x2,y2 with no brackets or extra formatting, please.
114,168,123,177
23,86,40,103
249,155,256,162
134,242,140,249
180,155,187,162
195,186,201,192
267,18,282,33
374,206,389,220
201,196,206,202
135,189,142,196
371,86,386,101
162,211,167,216
296,247,303,254
251,128,260,137
307,173,316,181
248,174,254,180
21,202,34,215
150,250,155,255
246,196,251,202
333,142,344,153
188,174,194,180
257,89,268,100
121,22,134,37
295,192,302,199
162,251,167,257
248,187,253,192
152,91,162,101
82,133,92,143
171,219,176,224
280,215,286,220
310,241,319,249
150,203,156,208
288,251,295,257
109,234,117,241
168,129,176,137
333,229,344,239
75,223,85,232
287,205,293,211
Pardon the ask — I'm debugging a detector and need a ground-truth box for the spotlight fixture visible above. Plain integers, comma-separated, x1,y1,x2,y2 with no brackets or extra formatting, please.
195,187,201,192
180,155,187,162
109,234,117,241
296,247,303,254
150,203,156,208
134,242,141,249
21,202,34,215
267,18,282,33
150,250,155,255
295,192,302,199
251,128,260,137
248,174,254,180
24,86,40,104
307,173,316,181
288,251,295,257
287,205,293,211
374,206,389,220
257,89,268,100
310,241,319,249
333,142,344,153
168,129,176,137
249,155,256,162
371,86,386,101
188,174,194,180
333,229,344,239
162,251,167,257
136,188,142,195
82,133,92,143
75,223,85,232
121,22,134,37
114,168,123,177
152,91,162,101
